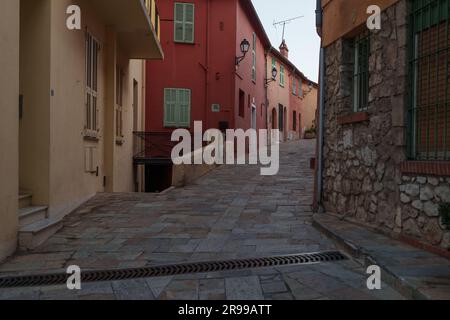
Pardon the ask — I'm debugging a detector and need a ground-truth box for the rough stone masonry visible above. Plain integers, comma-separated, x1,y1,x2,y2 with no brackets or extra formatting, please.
321,0,450,250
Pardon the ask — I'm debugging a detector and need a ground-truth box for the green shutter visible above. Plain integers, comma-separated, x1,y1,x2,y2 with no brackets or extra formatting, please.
174,3,195,43
184,4,195,43
174,3,184,42
280,66,285,87
164,89,177,127
178,89,191,128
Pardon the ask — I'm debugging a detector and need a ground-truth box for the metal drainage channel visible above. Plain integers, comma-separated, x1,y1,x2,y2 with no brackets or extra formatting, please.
0,251,346,288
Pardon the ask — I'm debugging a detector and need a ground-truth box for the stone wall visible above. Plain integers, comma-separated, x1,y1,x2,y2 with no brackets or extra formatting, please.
321,0,450,250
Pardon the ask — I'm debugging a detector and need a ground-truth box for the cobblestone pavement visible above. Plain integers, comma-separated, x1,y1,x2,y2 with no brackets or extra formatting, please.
0,140,404,300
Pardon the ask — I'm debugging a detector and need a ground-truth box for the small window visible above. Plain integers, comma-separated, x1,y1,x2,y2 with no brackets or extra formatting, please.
164,88,191,128
174,3,195,43
280,65,285,87
239,89,245,118
353,32,370,112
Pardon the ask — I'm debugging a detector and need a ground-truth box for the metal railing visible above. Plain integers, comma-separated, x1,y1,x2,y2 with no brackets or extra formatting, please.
133,132,176,161
408,0,450,160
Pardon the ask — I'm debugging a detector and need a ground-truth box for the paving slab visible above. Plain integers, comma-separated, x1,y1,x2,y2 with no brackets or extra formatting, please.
0,141,405,300
313,213,450,300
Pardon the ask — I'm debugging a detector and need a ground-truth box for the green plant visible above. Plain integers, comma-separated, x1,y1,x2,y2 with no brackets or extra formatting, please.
439,203,450,230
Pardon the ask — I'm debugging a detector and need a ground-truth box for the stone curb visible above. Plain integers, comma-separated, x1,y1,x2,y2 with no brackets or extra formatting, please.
312,214,430,300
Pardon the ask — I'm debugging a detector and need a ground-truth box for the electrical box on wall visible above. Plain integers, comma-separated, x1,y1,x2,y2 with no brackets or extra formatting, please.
211,104,221,113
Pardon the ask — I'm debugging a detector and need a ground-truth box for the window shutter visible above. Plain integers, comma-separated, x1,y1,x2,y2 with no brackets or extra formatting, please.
280,66,285,86
174,3,184,42
184,4,195,43
178,89,191,128
164,89,177,127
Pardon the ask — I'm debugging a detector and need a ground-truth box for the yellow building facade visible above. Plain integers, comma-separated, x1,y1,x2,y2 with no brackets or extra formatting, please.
0,0,163,261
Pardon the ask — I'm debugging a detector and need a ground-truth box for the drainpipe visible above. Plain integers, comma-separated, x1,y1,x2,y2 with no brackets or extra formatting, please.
314,0,325,213
204,0,211,128
265,47,273,134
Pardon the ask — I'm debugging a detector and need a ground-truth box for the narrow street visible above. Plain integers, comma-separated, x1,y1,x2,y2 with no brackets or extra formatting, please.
0,141,403,300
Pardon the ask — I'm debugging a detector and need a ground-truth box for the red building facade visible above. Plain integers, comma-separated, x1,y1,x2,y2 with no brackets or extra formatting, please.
145,0,271,136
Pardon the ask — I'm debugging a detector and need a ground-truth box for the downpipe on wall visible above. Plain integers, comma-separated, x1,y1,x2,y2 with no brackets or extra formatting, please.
314,0,325,213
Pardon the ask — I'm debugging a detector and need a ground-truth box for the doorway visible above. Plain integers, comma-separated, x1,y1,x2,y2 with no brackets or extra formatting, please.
251,105,257,130
145,164,173,193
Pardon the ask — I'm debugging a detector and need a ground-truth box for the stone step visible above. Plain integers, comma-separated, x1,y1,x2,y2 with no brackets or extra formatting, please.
18,194,32,209
19,206,48,227
19,217,63,251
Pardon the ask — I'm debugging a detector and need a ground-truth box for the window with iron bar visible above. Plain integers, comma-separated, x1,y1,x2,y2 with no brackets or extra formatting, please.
353,32,370,112
408,0,450,160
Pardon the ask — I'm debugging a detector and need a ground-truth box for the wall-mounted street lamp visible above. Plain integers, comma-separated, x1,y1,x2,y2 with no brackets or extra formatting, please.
301,81,314,98
235,38,250,66
265,67,278,85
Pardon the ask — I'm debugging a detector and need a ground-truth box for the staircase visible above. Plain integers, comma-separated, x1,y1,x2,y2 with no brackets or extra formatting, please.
18,193,63,251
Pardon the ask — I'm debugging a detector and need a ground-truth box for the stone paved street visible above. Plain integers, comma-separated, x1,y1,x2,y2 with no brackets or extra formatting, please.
0,141,404,300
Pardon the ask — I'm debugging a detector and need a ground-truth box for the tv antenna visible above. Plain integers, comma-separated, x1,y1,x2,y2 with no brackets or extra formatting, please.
273,16,304,41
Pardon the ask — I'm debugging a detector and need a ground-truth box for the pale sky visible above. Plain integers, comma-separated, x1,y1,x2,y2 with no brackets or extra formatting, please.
253,0,320,82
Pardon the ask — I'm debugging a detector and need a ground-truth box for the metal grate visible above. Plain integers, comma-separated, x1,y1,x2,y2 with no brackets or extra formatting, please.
353,31,370,112
0,251,346,289
408,0,450,160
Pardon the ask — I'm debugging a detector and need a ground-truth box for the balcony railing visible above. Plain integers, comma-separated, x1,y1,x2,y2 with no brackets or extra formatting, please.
133,131,209,164
133,132,176,163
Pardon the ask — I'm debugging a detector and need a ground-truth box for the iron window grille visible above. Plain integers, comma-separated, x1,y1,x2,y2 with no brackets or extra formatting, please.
408,0,450,160
353,32,370,112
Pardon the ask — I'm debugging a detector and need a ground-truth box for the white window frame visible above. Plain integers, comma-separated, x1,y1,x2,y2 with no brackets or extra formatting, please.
85,31,100,139
174,3,195,44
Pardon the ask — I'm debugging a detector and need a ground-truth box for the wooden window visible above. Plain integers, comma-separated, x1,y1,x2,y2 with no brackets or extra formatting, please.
164,88,191,128
85,31,99,137
353,32,370,112
174,3,195,43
